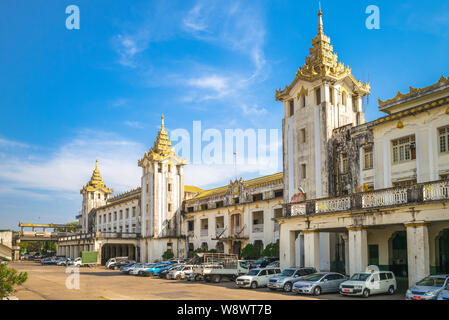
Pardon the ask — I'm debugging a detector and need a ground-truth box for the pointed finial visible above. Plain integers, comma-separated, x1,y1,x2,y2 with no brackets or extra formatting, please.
95,159,98,169
161,114,165,129
318,2,324,34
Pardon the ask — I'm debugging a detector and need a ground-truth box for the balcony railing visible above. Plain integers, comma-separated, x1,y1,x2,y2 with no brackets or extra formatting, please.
252,224,264,233
216,228,225,237
285,179,449,218
316,197,351,213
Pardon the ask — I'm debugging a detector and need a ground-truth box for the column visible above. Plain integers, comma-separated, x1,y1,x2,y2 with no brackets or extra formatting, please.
295,233,304,268
279,226,296,269
405,221,430,287
320,232,331,272
347,227,368,276
341,234,350,276
304,230,320,271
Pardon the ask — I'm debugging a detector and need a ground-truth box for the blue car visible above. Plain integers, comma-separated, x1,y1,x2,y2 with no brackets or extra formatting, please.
142,263,172,277
405,275,449,300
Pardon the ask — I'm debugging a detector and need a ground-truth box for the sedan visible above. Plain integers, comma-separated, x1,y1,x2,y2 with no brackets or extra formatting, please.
437,283,449,300
405,275,449,300
292,272,347,296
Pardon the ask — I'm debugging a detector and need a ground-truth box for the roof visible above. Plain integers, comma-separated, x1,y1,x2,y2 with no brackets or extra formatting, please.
80,160,113,194
186,172,283,202
184,185,204,193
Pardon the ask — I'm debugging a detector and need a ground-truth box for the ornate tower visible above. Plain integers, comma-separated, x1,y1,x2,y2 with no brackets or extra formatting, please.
276,8,370,202
138,116,188,261
80,160,113,233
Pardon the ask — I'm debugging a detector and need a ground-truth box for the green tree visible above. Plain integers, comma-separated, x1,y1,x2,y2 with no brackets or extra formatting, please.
0,264,28,299
241,244,261,259
261,242,279,258
162,250,174,260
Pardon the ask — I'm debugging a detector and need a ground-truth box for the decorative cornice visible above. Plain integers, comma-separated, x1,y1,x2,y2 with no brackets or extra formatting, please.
378,75,449,107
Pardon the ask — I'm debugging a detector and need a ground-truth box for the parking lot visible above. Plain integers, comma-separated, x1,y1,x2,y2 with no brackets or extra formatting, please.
10,262,404,300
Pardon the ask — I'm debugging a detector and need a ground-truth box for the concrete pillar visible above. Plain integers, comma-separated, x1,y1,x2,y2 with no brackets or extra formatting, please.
279,226,296,269
341,234,350,276
405,221,430,287
304,230,320,271
320,232,331,272
295,233,304,268
348,227,368,276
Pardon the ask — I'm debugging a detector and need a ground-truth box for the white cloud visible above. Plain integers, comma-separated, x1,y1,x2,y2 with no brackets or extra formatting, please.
124,121,144,129
0,137,30,149
240,104,268,116
0,130,144,199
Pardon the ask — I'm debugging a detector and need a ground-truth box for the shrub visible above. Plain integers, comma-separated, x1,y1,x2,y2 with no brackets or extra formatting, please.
261,242,279,258
241,244,261,260
0,264,28,299
162,250,174,260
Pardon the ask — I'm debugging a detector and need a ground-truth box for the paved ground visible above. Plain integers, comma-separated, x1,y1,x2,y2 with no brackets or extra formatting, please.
10,262,404,300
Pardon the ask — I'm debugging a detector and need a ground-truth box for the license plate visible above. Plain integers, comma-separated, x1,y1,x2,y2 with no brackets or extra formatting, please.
413,296,421,300
344,289,350,292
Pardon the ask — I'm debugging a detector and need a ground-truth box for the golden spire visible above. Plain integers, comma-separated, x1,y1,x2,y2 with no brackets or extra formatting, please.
80,160,113,194
318,4,323,35
161,114,165,130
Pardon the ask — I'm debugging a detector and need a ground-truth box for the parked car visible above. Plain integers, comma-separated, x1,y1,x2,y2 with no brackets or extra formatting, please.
267,267,317,292
293,272,347,296
159,264,180,279
105,257,128,269
141,263,172,277
339,266,396,298
249,257,278,269
129,263,155,275
41,257,57,265
120,263,137,274
266,261,280,268
167,265,194,280
56,258,73,266
109,260,136,270
437,282,449,300
236,267,282,289
405,275,449,300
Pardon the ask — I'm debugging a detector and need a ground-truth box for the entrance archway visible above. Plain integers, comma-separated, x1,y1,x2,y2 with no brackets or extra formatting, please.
436,229,449,274
232,241,241,255
388,231,408,278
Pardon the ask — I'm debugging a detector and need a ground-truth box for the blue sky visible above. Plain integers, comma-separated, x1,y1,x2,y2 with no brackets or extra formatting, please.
1,0,448,230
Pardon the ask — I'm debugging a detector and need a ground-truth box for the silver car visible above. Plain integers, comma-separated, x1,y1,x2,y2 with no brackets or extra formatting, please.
405,275,449,300
267,267,317,292
292,272,347,296
437,283,449,300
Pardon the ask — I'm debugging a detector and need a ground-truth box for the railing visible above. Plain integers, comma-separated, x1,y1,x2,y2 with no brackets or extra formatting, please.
58,232,140,241
316,197,351,213
423,180,449,201
284,179,449,218
200,229,208,237
362,188,407,208
252,224,264,233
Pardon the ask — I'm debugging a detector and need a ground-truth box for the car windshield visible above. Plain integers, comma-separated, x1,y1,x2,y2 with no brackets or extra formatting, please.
302,274,325,282
350,273,371,281
416,277,447,287
281,269,296,277
247,269,260,276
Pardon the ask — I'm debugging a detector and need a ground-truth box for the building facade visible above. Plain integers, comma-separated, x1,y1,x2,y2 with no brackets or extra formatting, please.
277,9,449,287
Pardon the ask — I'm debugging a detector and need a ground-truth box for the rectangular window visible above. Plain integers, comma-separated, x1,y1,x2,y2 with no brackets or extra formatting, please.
168,164,172,172
340,153,348,174
274,189,283,198
168,203,172,212
158,163,162,173
188,220,194,232
363,146,373,170
187,206,194,213
200,204,208,210
252,193,263,202
316,87,321,105
126,208,129,219
216,201,224,208
302,94,306,108
132,207,136,217
289,99,294,117
300,128,306,143
168,183,172,192
329,87,334,105
301,164,306,179
233,198,239,204
438,126,449,154
393,179,416,187
119,210,123,220
392,135,416,164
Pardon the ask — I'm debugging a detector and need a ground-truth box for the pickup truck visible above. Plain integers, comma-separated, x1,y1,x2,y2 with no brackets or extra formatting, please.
73,251,98,267
191,253,249,283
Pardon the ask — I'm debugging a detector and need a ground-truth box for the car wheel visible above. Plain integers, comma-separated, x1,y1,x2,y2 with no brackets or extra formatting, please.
175,274,181,280
194,275,201,281
388,286,395,295
251,281,258,289
283,282,292,292
313,286,321,296
363,289,370,298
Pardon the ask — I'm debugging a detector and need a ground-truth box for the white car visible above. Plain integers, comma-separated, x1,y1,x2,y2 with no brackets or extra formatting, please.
339,265,397,298
167,265,193,280
129,263,154,275
105,257,128,269
236,268,282,289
